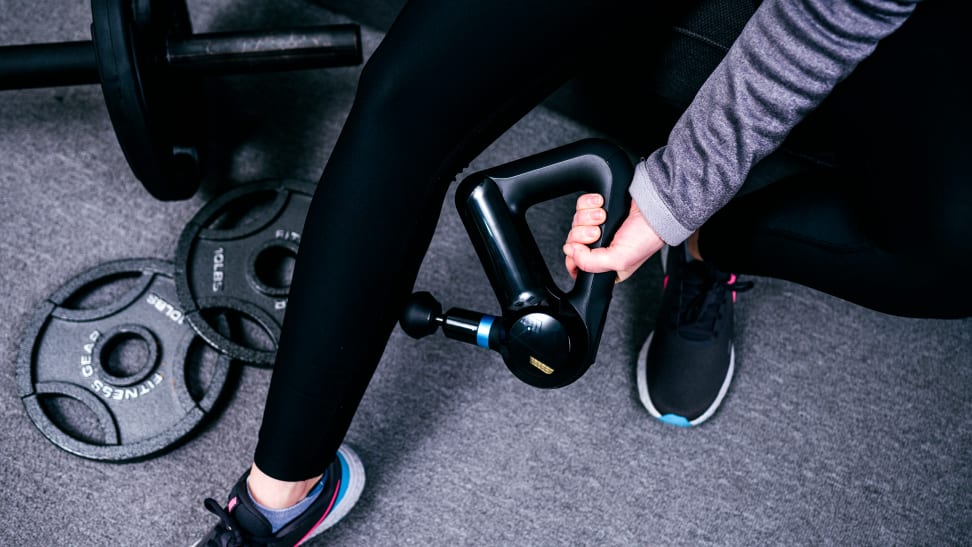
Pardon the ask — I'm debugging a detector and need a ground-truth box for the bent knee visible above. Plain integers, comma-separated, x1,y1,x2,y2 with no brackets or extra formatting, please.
354,42,453,123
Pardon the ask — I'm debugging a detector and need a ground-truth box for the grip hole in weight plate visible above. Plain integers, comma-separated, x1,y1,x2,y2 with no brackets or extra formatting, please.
254,245,297,290
205,190,278,231
61,272,142,310
37,395,105,445
201,307,277,354
185,338,229,403
101,333,152,379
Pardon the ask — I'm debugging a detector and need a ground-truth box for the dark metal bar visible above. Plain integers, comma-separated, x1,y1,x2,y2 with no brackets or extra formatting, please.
165,24,361,74
0,41,99,90
0,23,362,92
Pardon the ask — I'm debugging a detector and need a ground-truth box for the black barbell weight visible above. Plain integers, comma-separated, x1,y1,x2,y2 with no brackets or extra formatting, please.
0,0,361,201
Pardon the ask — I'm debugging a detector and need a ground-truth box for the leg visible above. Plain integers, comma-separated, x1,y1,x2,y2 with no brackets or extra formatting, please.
197,4,664,541
698,0,972,319
254,0,655,482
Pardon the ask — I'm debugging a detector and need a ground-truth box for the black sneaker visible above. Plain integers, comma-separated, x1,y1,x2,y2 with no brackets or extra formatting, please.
194,444,365,547
636,245,752,427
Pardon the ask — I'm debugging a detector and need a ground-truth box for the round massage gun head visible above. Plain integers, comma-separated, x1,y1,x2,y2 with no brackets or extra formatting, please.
400,291,442,339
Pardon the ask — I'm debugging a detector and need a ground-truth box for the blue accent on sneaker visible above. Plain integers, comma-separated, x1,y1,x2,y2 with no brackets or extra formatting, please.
476,315,494,349
659,414,692,427
335,448,350,503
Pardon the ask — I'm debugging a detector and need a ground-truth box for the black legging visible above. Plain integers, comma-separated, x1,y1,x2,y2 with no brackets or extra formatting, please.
255,0,970,481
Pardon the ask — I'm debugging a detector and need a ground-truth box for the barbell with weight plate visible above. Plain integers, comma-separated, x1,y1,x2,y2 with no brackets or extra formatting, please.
0,0,361,201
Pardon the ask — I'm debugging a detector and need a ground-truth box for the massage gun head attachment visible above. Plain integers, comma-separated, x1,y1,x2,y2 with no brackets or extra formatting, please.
401,292,580,387
401,292,499,349
400,292,444,339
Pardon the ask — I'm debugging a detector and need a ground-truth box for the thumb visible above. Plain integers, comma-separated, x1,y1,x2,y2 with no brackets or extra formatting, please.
564,243,621,275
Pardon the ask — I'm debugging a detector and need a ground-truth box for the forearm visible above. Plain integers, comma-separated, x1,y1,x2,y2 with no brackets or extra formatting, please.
631,0,921,245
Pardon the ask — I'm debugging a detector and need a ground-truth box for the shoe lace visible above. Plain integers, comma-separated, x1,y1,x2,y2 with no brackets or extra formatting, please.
203,498,246,547
674,262,754,340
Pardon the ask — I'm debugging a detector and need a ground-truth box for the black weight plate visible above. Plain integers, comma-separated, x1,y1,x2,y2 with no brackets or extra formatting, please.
16,259,232,461
175,180,316,365
91,0,203,200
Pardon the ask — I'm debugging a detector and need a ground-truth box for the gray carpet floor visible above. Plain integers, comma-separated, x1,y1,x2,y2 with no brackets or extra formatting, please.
1,1,970,545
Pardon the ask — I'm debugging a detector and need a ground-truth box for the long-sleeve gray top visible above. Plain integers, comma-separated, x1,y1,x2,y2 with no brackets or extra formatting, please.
630,0,922,245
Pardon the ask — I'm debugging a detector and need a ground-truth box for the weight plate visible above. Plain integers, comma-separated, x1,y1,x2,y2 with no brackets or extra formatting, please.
16,259,232,461
175,180,316,365
91,0,203,200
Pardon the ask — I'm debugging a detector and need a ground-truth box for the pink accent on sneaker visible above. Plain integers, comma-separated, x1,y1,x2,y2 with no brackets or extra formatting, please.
733,291,737,303
295,479,341,547
728,273,737,284
663,275,669,289
227,497,238,513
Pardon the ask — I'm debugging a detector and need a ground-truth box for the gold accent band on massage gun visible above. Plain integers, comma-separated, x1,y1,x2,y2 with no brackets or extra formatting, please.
529,356,554,375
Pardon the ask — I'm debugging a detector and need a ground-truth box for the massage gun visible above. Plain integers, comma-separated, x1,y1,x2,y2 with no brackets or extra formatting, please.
400,139,632,388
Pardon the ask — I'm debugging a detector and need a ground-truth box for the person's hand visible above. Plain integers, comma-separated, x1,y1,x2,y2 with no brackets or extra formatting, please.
563,193,665,282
